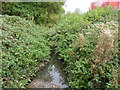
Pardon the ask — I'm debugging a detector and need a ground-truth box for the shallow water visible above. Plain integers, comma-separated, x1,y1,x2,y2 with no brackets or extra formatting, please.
28,54,68,88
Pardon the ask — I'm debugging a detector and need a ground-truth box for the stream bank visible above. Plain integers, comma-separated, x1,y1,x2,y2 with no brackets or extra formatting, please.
28,52,68,88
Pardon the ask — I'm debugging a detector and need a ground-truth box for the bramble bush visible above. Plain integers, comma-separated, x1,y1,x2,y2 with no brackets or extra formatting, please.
1,15,51,88
50,7,119,88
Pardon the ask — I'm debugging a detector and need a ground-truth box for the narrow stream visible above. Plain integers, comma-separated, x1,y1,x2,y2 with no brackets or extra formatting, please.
28,53,68,88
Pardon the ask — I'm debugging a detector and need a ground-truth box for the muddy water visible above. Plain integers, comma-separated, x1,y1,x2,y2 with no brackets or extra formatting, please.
28,54,68,88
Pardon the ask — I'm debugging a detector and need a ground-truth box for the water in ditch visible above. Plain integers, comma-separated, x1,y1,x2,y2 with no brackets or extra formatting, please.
28,54,68,88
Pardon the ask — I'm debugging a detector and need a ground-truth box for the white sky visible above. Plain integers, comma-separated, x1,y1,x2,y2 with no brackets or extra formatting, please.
63,0,97,13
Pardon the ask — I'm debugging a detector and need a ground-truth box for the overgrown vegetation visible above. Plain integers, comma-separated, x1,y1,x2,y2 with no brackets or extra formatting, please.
1,4,119,89
50,7,119,88
1,15,51,88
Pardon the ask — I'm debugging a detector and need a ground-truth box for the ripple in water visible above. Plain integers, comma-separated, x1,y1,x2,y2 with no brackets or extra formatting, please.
29,54,68,88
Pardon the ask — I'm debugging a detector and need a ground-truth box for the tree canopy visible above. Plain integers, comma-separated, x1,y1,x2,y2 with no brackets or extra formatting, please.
2,2,65,26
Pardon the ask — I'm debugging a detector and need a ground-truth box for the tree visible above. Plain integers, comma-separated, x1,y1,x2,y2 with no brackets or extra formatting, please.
75,8,81,13
2,2,65,26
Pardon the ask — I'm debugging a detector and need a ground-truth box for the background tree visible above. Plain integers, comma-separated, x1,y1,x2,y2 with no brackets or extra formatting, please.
2,2,65,26
75,8,82,13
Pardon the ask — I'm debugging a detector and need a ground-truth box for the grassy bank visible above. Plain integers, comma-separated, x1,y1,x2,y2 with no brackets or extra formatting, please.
1,15,51,88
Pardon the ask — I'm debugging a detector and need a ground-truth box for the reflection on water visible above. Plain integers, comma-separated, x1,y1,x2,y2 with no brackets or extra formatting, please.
34,54,68,88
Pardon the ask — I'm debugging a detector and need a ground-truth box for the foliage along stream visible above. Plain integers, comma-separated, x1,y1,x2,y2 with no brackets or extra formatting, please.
28,53,68,88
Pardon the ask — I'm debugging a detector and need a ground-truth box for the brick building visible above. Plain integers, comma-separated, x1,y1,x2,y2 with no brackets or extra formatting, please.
91,0,120,9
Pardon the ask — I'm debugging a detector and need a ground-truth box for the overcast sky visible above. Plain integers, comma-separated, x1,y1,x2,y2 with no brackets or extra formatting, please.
63,0,97,13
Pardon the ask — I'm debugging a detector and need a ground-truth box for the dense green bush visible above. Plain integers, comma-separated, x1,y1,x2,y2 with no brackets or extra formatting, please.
83,6,118,23
1,15,51,88
51,7,118,88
